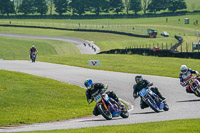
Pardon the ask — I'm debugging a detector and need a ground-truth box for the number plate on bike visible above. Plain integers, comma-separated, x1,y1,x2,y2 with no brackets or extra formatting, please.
139,88,147,97
94,94,101,102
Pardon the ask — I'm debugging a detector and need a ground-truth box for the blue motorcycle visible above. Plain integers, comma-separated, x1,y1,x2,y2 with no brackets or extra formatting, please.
139,87,169,113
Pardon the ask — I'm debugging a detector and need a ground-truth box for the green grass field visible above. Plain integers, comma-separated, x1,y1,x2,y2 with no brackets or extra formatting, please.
185,0,200,11
15,119,200,133
0,70,94,127
0,27,178,51
0,26,181,52
1,14,200,52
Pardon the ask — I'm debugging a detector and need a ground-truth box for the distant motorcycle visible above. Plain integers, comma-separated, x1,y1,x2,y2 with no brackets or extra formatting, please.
139,87,169,113
91,90,129,120
185,75,200,97
30,52,37,62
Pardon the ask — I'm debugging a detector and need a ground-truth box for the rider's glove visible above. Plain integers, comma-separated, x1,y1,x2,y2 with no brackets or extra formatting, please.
180,82,186,87
88,99,93,104
103,85,108,91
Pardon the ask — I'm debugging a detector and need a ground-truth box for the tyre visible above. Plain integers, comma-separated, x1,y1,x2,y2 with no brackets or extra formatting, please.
97,104,112,120
163,104,169,111
147,98,159,113
120,107,129,118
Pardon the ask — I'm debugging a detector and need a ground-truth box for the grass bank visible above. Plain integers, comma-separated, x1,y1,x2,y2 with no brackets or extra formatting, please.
16,119,200,133
0,36,81,60
0,70,94,127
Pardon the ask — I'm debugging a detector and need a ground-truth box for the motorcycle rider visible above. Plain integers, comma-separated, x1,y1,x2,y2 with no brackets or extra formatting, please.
133,75,166,109
84,78,125,116
179,65,200,93
29,45,38,59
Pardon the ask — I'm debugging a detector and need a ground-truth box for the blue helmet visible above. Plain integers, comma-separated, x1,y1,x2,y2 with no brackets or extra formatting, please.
84,78,93,89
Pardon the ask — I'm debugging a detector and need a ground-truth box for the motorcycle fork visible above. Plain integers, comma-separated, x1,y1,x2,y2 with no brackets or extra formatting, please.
101,101,108,111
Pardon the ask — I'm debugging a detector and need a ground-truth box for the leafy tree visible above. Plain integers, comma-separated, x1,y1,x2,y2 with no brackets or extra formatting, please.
109,0,124,15
124,0,130,14
0,0,15,16
70,0,89,15
49,0,53,15
19,0,36,15
129,0,142,15
148,0,170,13
54,0,68,15
89,0,109,16
34,0,48,15
141,0,151,14
168,0,187,12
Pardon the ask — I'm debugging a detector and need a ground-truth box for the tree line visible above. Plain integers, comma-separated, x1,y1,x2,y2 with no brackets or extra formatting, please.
0,0,187,16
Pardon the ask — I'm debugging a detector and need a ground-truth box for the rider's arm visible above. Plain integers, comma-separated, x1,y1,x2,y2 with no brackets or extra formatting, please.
96,83,107,91
144,80,153,88
188,69,199,77
179,74,186,87
133,84,138,99
85,90,93,103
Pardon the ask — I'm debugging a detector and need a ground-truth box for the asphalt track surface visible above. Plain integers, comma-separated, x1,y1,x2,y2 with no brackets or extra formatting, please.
0,60,200,132
0,33,100,54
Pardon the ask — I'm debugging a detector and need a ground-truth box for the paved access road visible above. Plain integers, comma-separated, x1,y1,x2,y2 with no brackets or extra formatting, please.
0,60,200,132
0,33,100,54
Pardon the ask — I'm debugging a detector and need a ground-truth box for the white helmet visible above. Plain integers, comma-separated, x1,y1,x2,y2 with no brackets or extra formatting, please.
180,65,188,74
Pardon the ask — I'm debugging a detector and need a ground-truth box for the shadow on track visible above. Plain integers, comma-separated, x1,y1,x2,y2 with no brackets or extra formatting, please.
131,111,156,115
80,117,122,123
177,99,200,103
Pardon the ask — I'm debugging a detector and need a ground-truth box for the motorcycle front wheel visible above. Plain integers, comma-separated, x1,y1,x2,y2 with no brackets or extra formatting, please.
120,107,129,118
147,98,160,113
97,104,112,120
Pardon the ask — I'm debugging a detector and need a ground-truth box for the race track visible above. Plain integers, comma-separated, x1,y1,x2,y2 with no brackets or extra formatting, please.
0,33,100,54
0,60,200,132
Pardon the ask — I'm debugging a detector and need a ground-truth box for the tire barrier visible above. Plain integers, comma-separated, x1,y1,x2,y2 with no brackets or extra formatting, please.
0,24,148,38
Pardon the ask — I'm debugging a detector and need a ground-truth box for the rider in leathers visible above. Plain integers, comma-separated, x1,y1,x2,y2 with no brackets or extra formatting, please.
133,75,166,109
29,45,38,59
179,65,200,93
84,78,124,116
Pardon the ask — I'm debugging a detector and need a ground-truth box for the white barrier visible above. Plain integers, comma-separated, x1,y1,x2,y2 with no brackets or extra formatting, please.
88,60,100,66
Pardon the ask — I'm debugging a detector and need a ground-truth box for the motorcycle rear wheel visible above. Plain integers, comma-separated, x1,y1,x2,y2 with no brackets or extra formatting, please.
97,104,112,120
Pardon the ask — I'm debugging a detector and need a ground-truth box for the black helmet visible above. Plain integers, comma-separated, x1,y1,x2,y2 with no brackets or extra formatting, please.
135,75,143,84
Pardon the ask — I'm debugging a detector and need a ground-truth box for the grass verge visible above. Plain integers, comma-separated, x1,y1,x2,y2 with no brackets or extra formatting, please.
38,54,200,78
0,70,94,127
16,119,200,133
